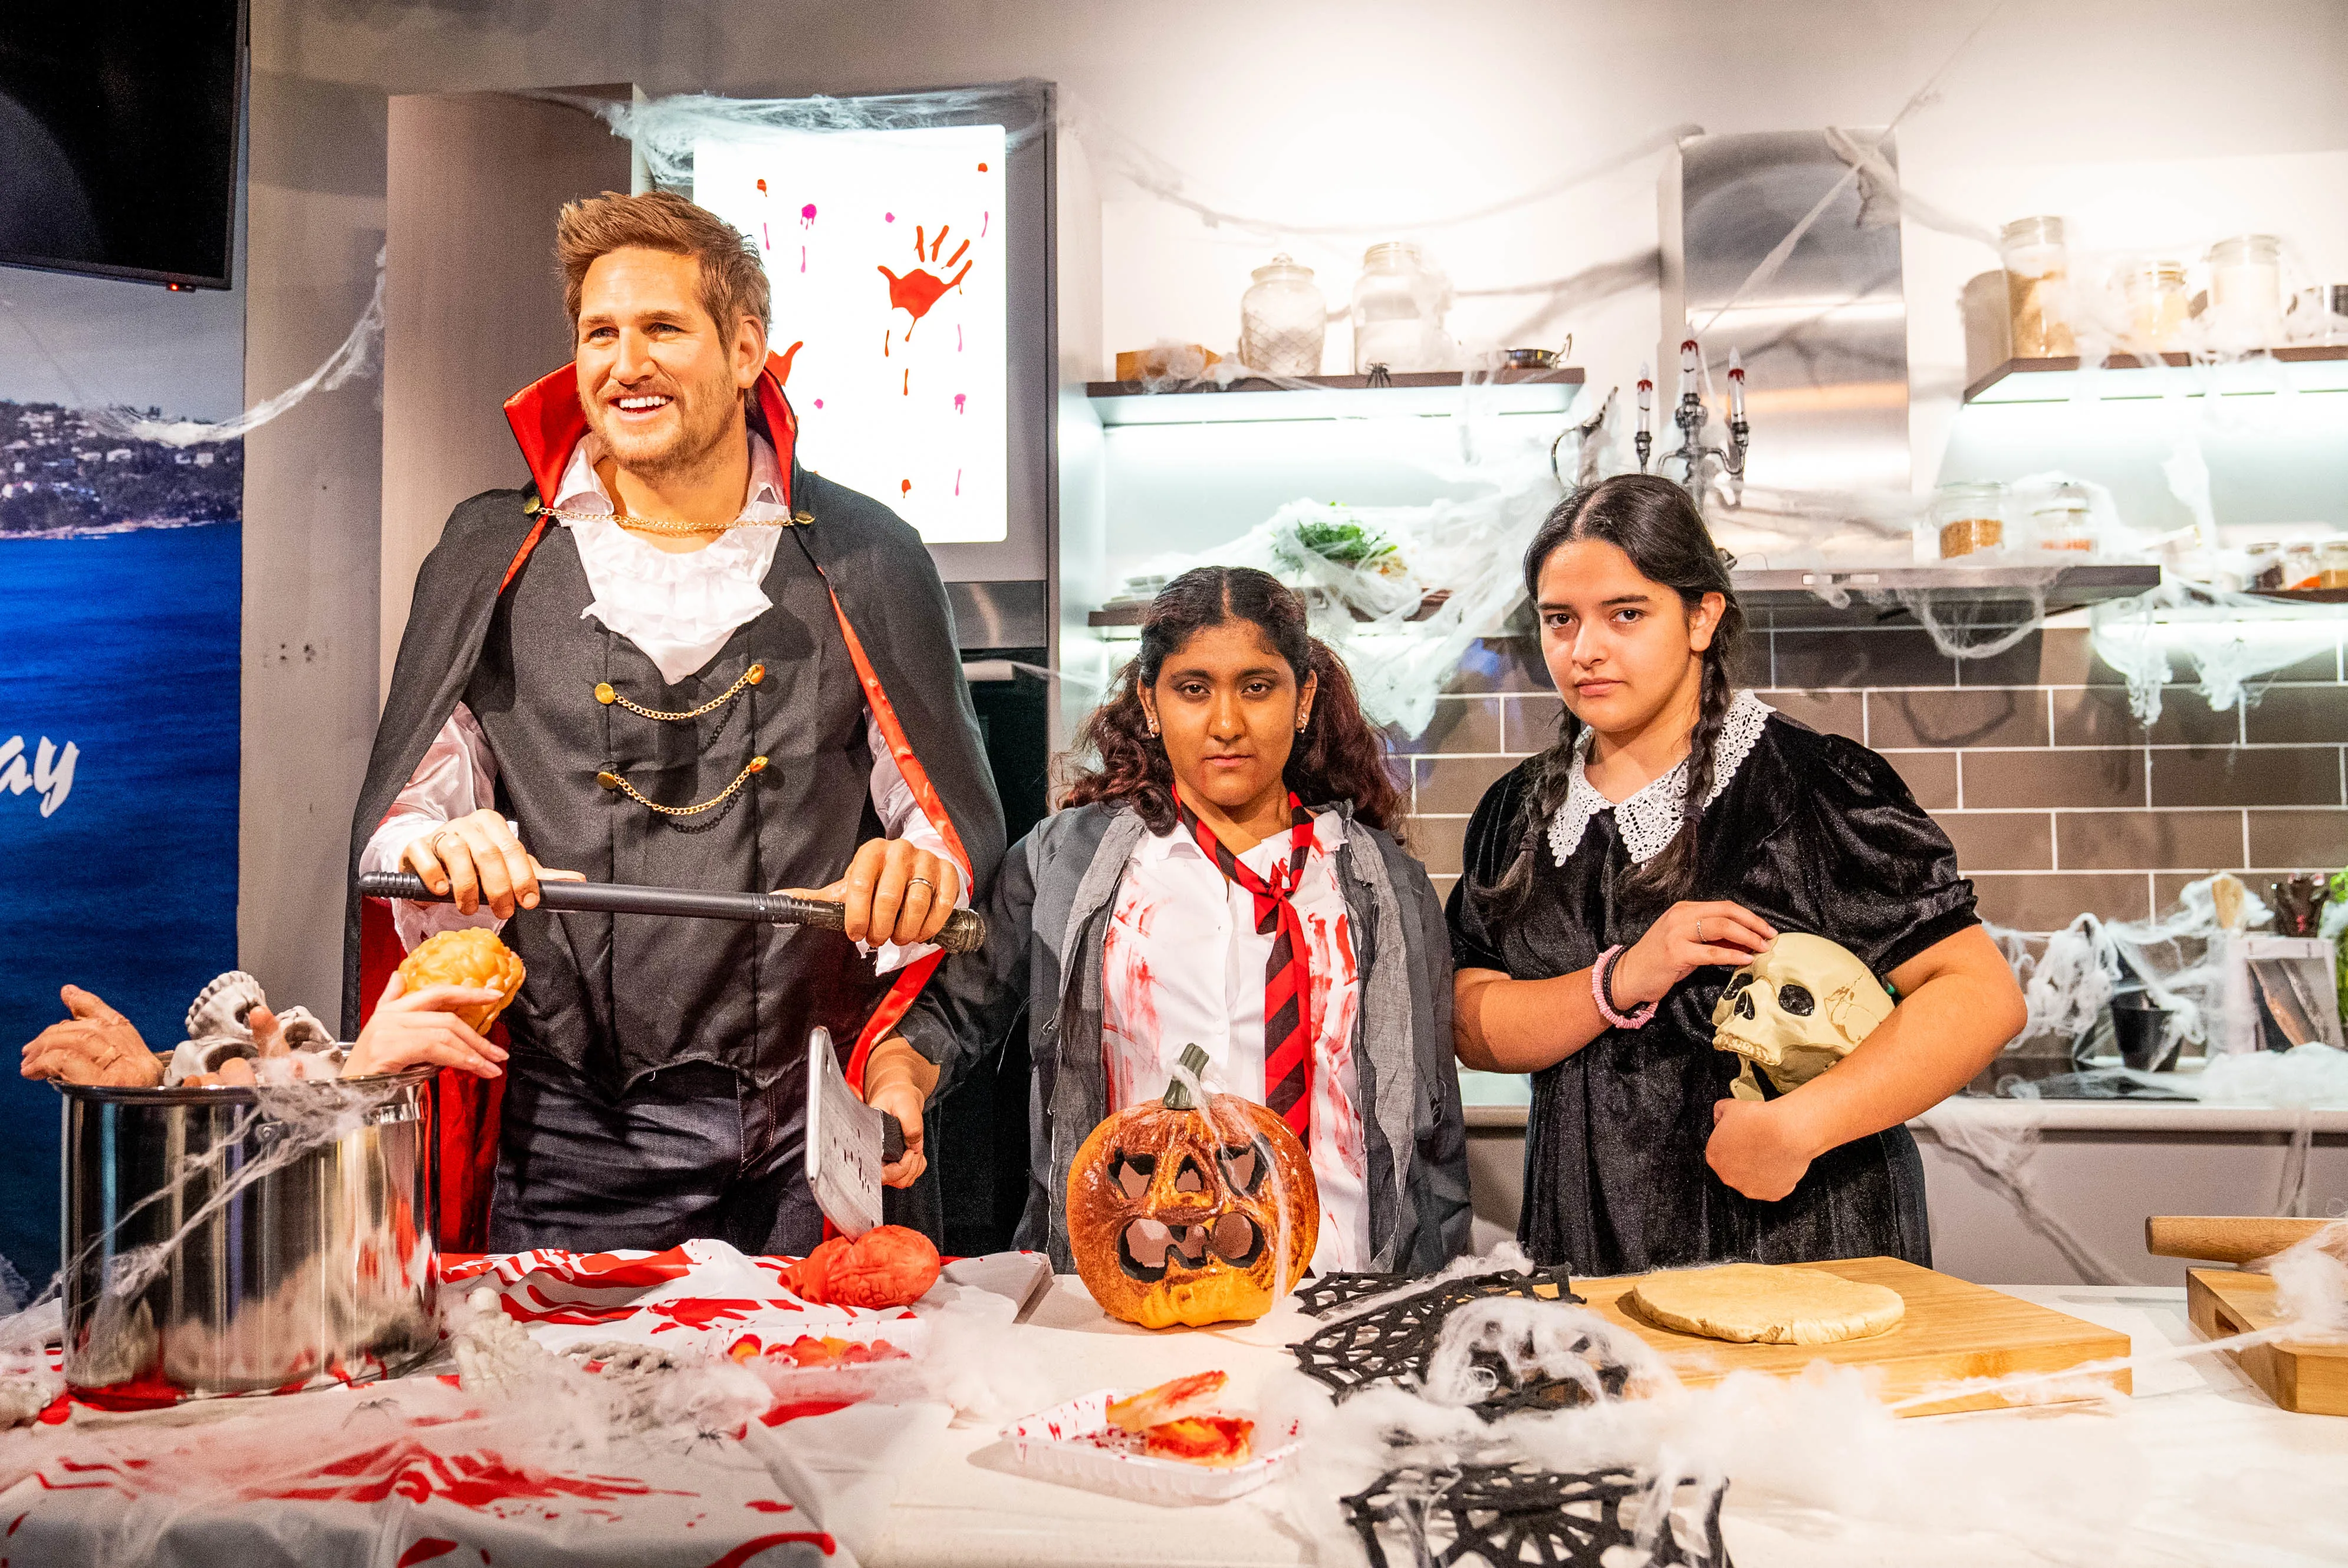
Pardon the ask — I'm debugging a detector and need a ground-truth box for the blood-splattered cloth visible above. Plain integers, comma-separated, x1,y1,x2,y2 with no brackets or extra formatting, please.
443,1238,927,1356
0,1240,969,1567
1100,809,1369,1272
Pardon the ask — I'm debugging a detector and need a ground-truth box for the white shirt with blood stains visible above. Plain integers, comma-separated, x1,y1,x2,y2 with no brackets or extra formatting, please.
1099,809,1370,1273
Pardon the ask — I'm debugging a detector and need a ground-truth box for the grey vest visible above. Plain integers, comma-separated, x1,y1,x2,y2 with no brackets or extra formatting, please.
464,526,885,1093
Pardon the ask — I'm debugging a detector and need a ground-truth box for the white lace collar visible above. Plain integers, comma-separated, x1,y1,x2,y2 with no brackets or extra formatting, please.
1547,691,1772,867
551,432,793,684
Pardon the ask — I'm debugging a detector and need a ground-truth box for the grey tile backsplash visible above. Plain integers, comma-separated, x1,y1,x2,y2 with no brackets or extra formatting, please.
1396,626,2347,930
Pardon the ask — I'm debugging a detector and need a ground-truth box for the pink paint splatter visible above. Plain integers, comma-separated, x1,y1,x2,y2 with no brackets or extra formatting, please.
813,398,823,410
883,212,895,223
981,212,989,238
800,245,807,274
957,323,963,352
954,468,962,496
952,393,966,414
761,223,771,252
799,203,817,226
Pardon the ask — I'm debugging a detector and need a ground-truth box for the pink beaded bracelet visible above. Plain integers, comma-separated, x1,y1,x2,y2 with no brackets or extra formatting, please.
1591,945,1658,1030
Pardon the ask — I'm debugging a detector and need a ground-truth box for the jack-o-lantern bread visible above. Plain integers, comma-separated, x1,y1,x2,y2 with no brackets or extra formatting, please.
1067,1045,1318,1330
395,928,525,1037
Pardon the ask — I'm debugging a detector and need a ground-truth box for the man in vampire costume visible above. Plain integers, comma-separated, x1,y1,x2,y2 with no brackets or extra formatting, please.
344,192,1004,1254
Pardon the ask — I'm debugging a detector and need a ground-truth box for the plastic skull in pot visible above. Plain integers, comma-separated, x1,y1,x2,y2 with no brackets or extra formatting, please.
1710,933,1893,1101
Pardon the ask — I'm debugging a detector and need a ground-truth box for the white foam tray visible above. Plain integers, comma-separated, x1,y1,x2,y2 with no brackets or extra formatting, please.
1002,1388,1301,1505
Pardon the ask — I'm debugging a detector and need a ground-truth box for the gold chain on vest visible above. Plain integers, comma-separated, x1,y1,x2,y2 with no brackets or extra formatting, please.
597,755,768,816
595,663,765,722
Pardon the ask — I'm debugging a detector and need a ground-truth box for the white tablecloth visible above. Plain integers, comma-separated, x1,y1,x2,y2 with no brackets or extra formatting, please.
4,1276,2342,1567
863,1278,2348,1568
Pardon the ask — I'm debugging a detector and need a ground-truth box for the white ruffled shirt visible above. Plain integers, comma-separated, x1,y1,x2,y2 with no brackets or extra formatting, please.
1549,690,1773,865
360,431,963,971
1099,812,1370,1274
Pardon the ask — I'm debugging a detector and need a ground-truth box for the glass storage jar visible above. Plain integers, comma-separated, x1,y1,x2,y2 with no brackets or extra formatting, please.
2001,216,2074,358
2320,541,2348,591
2206,235,2284,347
2122,261,2191,350
2027,482,2096,552
1350,242,1450,374
1238,255,1327,377
1932,480,2010,559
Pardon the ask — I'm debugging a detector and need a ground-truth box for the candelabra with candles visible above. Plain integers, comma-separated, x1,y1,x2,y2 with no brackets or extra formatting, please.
1633,337,1750,512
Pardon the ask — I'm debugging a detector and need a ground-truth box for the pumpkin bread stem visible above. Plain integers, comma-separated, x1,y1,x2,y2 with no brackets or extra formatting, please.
1163,1043,1211,1111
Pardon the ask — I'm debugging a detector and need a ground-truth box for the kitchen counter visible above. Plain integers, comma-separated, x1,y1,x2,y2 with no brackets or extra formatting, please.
1458,1073,2348,1286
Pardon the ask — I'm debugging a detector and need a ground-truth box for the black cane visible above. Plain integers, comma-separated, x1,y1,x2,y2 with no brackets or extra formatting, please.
358,871,985,955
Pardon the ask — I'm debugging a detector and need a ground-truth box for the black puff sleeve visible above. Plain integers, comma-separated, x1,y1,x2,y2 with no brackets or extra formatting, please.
1788,729,1979,976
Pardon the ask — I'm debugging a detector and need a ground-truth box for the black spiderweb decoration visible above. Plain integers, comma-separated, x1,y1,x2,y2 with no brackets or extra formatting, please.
1344,1459,1733,1568
1292,1264,1631,1418
1297,1264,1582,1322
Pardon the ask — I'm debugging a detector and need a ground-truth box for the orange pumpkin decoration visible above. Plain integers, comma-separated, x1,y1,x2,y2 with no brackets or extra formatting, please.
1067,1045,1318,1330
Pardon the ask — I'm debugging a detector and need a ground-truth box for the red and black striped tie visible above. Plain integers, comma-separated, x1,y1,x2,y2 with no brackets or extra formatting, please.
1175,786,1317,1148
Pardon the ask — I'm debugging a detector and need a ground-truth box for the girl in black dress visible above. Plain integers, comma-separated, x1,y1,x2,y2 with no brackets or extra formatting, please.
1448,475,2025,1274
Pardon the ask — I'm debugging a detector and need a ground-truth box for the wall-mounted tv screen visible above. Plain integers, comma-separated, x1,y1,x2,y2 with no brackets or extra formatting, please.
0,2,245,289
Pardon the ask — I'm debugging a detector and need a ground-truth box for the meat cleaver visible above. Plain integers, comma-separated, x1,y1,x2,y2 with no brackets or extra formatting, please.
805,1026,905,1238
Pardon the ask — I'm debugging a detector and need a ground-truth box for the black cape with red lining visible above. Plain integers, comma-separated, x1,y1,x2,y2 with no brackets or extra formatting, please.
341,354,1005,1248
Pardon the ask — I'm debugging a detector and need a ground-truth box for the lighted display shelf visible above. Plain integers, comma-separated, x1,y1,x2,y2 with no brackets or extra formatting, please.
1087,589,1452,629
1733,562,2161,624
1962,345,2348,404
1084,368,1586,426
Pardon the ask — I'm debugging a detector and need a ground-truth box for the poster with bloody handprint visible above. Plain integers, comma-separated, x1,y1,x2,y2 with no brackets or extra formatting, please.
695,126,1008,544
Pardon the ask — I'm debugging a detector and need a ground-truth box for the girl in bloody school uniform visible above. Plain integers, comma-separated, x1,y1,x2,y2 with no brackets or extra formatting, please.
867,566,1469,1273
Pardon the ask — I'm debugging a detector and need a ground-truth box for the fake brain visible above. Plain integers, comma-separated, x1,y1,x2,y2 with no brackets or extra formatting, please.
395,928,526,1037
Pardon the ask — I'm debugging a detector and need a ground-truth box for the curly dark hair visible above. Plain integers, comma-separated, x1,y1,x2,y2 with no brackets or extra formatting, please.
1061,566,1406,836
1485,473,1745,910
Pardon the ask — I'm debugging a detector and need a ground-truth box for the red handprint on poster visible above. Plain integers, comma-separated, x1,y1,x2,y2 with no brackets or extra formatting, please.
877,223,974,341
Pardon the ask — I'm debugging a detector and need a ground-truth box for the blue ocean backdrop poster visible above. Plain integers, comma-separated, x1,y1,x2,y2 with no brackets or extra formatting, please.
0,401,241,1290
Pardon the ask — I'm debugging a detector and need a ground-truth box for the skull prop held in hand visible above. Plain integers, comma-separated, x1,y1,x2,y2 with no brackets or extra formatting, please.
1066,1045,1318,1330
1710,933,1893,1101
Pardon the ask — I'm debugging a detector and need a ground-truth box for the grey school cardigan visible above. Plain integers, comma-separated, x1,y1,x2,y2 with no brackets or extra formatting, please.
896,799,1472,1273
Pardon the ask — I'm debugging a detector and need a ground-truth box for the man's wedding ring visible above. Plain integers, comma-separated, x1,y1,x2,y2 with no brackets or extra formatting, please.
906,877,933,894
1696,918,1706,943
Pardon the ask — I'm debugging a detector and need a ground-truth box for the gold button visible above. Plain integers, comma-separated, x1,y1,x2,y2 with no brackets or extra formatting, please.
596,770,622,790
748,755,769,774
524,494,542,515
791,511,814,527
594,681,617,705
747,663,765,686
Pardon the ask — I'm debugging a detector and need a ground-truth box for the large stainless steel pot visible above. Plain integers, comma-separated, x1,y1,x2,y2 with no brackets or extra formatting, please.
58,1068,439,1399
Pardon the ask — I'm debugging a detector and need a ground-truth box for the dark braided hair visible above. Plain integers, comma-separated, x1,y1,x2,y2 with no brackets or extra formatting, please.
1060,566,1406,835
1487,473,1744,910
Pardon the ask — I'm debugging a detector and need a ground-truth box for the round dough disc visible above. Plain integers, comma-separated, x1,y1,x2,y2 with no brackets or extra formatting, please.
1627,1263,1905,1345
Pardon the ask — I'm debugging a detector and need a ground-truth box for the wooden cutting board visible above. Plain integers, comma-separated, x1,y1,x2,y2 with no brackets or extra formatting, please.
1576,1256,2130,1417
2186,1268,2348,1416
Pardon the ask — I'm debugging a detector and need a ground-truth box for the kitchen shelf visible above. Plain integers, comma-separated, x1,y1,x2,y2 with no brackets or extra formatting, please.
1088,589,1452,628
1085,368,1585,426
1088,566,2158,632
1734,562,2160,624
1963,345,2348,404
